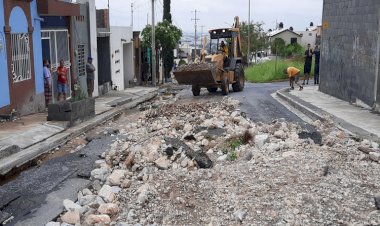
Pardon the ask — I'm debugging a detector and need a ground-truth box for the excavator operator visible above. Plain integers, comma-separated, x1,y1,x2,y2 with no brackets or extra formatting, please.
220,41,230,67
220,41,228,56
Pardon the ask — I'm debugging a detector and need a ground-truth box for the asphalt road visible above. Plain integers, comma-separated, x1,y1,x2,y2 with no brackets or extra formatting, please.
0,82,315,225
179,82,313,126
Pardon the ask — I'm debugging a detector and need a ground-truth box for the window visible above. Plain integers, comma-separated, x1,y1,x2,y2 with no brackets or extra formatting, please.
11,33,31,83
77,44,86,77
290,38,297,44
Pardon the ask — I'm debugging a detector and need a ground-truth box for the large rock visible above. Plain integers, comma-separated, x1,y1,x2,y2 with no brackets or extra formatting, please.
233,209,247,222
63,199,82,212
108,170,126,186
369,152,380,162
184,124,193,132
98,203,120,215
78,195,97,206
266,143,281,152
61,210,80,225
99,185,116,203
85,214,111,225
45,222,60,226
124,154,135,168
90,168,109,182
254,134,269,148
154,156,171,170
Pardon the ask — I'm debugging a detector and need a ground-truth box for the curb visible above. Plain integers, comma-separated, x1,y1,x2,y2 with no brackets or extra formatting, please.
276,88,327,122
0,91,158,176
276,88,379,141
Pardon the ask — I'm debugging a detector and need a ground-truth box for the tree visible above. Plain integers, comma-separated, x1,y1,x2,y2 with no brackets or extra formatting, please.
279,22,284,29
289,26,294,31
271,38,286,56
162,0,174,81
141,21,182,80
240,21,269,59
163,0,172,23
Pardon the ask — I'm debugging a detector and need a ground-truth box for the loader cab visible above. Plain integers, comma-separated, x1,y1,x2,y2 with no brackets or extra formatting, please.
209,28,241,58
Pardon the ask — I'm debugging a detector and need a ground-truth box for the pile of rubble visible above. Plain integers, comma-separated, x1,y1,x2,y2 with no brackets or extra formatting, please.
47,97,380,226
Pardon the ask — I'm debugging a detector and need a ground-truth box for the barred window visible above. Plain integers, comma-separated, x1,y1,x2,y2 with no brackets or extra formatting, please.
11,33,31,82
77,44,85,77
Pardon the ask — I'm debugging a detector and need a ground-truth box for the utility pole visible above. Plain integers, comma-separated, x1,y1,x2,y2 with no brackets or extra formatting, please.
247,0,251,66
151,0,156,86
131,3,134,28
191,10,200,59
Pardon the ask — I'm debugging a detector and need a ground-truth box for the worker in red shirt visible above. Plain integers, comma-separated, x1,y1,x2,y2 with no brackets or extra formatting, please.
57,59,68,101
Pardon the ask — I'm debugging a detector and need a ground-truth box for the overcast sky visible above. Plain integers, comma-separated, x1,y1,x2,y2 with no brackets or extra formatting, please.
95,0,323,33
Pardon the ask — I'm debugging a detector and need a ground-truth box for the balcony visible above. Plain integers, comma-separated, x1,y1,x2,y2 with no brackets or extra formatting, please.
37,0,80,16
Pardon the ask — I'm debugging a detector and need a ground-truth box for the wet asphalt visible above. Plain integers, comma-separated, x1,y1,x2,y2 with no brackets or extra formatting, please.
0,82,316,225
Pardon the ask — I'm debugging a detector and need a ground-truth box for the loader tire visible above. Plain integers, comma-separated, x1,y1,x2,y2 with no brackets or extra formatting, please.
232,63,245,92
207,87,218,93
192,85,201,96
221,77,229,96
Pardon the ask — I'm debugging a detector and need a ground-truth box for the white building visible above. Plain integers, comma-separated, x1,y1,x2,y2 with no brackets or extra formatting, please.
110,26,134,91
268,28,302,46
297,25,322,48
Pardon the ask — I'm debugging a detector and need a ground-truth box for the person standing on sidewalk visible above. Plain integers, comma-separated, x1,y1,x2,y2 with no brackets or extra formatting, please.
284,67,304,91
314,45,320,85
303,43,313,85
57,60,68,101
86,57,96,98
43,59,52,107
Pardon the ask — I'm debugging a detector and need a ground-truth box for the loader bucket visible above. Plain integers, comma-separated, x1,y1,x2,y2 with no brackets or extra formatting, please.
173,63,217,85
174,70,216,85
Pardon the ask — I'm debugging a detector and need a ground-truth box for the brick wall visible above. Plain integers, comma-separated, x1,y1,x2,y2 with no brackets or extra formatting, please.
320,0,380,108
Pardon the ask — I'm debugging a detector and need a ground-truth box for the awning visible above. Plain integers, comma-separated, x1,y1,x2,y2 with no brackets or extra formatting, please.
37,0,81,17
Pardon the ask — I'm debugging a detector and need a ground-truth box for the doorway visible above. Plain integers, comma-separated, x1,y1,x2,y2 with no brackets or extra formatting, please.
41,30,71,103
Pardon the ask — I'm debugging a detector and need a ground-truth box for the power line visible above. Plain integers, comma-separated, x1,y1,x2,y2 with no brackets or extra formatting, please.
191,9,200,57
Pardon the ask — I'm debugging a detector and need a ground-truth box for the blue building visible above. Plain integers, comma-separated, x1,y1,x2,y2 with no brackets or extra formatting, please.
0,0,44,116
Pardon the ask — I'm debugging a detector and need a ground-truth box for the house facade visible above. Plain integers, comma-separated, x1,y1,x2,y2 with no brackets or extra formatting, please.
110,26,134,90
268,28,302,46
298,25,322,48
321,0,380,110
38,0,81,103
0,0,44,116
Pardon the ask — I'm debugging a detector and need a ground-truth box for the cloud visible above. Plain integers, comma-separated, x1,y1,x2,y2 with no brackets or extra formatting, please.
92,0,323,32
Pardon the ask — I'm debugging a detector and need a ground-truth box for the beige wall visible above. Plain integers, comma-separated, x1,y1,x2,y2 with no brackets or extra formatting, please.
270,31,301,45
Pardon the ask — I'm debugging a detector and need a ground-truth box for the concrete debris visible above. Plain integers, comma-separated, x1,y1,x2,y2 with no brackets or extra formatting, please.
49,95,380,226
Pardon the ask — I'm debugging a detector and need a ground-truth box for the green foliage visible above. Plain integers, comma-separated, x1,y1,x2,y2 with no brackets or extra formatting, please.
228,151,238,161
222,138,243,161
240,21,269,56
141,20,182,79
178,59,186,66
245,59,305,83
229,139,243,151
285,43,304,57
71,89,87,102
271,38,286,55
141,21,182,50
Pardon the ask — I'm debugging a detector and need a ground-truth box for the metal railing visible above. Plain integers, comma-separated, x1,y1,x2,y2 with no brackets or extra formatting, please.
11,33,31,83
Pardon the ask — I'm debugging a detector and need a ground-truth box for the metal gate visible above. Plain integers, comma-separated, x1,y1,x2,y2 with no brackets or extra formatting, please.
41,29,71,102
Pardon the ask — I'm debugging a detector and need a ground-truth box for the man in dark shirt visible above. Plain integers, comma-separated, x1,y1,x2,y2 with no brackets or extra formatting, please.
303,43,313,85
86,57,96,98
314,45,320,85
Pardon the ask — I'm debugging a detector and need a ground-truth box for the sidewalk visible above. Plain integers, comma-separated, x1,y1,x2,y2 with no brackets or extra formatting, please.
0,86,159,175
277,85,380,141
